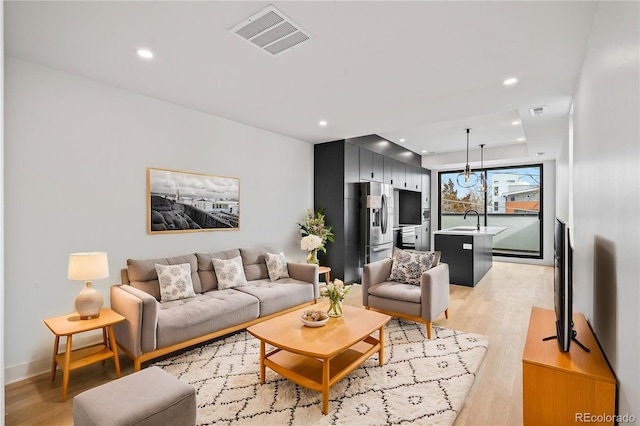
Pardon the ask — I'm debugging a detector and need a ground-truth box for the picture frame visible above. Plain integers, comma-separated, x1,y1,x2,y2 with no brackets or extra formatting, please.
147,167,240,234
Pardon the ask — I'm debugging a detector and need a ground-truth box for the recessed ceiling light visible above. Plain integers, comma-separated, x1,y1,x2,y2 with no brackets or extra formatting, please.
512,120,521,126
503,77,518,86
318,120,328,127
137,48,154,59
399,138,406,143
517,137,525,142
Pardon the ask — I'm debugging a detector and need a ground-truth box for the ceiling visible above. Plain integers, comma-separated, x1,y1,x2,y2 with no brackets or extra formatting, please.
4,1,598,170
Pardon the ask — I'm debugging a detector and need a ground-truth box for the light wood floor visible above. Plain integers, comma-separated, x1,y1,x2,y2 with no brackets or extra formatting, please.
5,261,552,425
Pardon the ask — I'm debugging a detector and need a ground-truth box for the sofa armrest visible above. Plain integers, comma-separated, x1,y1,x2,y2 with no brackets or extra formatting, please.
287,262,319,299
362,258,393,306
420,263,450,321
110,285,159,357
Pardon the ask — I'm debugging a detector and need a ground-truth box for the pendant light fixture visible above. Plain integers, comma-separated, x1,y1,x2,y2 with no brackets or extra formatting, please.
456,128,479,188
479,143,487,192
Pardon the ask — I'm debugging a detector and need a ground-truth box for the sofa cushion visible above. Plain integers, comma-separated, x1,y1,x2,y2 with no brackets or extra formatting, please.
156,290,260,349
196,249,241,292
234,278,314,316
155,263,196,302
265,252,289,281
389,248,436,285
127,254,201,300
368,281,422,304
212,256,248,290
240,246,278,281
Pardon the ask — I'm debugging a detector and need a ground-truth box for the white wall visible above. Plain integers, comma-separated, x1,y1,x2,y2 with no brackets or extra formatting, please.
1,1,6,417
4,58,314,383
571,1,639,418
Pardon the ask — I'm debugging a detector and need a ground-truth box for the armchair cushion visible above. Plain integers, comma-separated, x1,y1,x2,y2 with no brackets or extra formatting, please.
389,248,436,285
368,282,422,303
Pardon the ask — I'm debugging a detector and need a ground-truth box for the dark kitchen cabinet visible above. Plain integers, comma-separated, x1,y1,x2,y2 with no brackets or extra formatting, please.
421,171,431,208
434,233,493,287
359,148,383,182
314,135,431,283
393,160,407,190
383,156,394,185
314,141,361,283
407,165,422,192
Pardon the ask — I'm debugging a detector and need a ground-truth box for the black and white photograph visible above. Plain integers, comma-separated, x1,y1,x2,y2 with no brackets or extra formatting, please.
147,167,240,234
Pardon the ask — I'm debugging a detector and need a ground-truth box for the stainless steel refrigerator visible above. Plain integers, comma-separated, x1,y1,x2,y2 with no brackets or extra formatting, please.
361,182,395,265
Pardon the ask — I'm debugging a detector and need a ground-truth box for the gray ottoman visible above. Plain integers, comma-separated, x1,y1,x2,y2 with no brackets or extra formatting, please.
73,366,196,426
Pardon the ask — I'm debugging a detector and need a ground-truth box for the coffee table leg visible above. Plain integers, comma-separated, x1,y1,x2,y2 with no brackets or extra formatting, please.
322,358,330,415
379,325,385,366
259,340,266,384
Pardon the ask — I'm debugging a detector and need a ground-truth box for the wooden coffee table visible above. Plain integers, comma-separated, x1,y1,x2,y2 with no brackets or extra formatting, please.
247,304,390,415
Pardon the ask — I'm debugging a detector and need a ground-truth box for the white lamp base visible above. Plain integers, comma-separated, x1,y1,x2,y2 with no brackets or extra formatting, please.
75,281,103,320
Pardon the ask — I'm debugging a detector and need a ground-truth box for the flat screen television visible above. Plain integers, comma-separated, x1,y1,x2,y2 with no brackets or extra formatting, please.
553,217,573,352
547,218,589,352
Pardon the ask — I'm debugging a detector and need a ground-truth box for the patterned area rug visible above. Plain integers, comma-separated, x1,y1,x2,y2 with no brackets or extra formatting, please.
153,319,489,425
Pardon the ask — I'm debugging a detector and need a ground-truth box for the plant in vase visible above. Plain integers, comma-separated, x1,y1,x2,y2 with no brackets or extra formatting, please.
298,208,334,264
320,278,351,317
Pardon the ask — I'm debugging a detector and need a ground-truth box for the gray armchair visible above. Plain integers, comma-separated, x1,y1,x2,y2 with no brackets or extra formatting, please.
362,257,450,339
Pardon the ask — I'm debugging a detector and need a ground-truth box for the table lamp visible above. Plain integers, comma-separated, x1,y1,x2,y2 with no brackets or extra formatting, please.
67,252,109,319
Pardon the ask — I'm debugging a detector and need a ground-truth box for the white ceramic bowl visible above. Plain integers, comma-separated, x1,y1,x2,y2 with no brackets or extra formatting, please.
300,311,329,327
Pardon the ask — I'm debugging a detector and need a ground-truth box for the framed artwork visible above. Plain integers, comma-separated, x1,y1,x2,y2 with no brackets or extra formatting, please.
147,167,240,234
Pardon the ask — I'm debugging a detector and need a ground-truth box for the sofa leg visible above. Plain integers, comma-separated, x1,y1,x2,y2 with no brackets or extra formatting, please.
444,308,449,319
134,360,142,372
365,306,370,310
426,322,432,339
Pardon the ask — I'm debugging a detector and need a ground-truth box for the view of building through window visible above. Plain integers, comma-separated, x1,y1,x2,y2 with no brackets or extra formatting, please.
439,165,542,258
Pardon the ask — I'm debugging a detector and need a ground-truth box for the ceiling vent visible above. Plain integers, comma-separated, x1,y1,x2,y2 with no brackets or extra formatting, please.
229,5,311,56
529,106,545,116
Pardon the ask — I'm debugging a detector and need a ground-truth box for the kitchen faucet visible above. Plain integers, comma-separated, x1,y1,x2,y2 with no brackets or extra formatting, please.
464,210,480,230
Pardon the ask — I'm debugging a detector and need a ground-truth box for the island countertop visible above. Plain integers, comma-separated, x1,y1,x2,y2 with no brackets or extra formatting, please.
433,226,507,236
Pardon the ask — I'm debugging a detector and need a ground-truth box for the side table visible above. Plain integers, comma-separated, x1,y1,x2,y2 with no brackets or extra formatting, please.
318,265,331,283
43,307,125,401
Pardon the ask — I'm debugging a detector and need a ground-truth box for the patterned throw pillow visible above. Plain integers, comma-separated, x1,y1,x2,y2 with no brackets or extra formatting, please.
389,248,436,285
212,256,249,290
265,252,289,281
154,263,197,302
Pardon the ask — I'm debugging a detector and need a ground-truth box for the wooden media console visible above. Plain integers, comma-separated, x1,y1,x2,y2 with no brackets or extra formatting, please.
522,307,616,425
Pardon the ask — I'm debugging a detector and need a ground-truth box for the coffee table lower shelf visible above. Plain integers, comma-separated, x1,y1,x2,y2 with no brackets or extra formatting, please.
261,336,382,414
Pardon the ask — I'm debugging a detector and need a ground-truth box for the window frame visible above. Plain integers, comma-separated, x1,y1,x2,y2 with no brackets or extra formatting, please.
437,163,543,259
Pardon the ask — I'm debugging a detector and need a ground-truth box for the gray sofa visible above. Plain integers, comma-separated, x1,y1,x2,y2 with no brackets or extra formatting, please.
110,246,318,370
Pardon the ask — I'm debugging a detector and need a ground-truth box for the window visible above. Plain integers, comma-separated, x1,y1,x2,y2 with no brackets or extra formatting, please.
438,164,543,258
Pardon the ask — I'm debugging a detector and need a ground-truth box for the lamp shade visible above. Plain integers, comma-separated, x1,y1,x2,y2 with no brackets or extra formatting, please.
67,252,109,281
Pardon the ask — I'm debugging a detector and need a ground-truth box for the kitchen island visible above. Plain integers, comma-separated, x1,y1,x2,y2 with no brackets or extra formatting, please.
433,226,506,287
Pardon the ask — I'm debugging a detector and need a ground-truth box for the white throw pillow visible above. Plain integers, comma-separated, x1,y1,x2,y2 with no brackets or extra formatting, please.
212,256,248,289
265,252,290,281
155,263,196,302
389,248,436,285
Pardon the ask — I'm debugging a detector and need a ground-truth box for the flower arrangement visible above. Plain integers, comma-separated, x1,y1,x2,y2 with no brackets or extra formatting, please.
300,234,322,251
320,278,351,317
298,208,334,254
